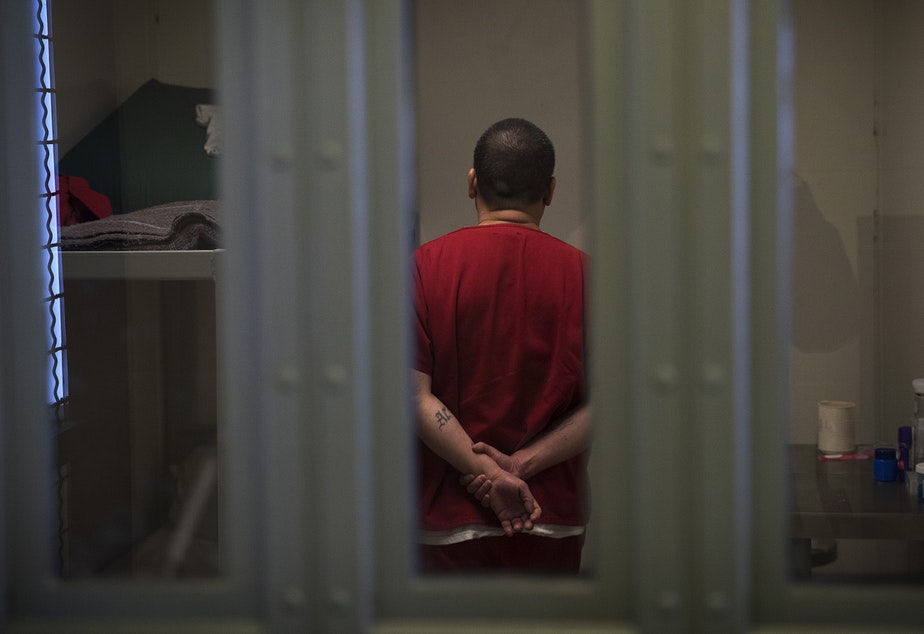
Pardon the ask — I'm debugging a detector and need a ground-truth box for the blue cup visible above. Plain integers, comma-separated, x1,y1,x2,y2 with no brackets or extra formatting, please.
874,447,898,482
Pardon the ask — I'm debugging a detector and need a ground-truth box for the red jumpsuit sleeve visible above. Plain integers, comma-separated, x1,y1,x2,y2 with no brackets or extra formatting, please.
412,251,434,375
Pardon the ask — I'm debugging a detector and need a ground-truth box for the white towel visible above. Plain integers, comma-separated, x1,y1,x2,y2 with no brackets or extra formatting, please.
195,104,222,157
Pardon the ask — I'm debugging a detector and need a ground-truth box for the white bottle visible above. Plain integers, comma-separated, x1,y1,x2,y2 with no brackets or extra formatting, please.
913,379,924,468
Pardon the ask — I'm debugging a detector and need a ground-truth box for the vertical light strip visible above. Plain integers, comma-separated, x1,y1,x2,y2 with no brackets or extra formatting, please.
728,0,752,628
33,0,67,416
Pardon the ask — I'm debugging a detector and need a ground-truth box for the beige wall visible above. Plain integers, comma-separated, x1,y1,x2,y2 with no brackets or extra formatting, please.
414,0,584,247
876,1,924,437
54,0,214,154
791,0,876,444
792,0,924,445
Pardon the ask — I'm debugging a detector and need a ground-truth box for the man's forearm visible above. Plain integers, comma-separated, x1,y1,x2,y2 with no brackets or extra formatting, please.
413,370,499,477
414,369,543,534
514,403,591,480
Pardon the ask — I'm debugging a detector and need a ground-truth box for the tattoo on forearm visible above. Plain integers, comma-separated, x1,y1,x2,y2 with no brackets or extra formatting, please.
435,407,453,430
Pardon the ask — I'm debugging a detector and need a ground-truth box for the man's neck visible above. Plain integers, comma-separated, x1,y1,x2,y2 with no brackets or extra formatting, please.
476,208,541,229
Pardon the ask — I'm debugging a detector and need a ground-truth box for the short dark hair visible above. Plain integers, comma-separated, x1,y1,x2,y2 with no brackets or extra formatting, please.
472,118,555,211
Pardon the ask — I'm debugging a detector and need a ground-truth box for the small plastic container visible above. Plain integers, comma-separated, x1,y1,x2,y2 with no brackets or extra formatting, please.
917,464,924,502
873,447,898,482
899,426,913,469
913,380,924,467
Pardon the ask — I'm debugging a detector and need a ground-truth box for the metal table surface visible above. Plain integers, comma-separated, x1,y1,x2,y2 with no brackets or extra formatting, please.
789,444,924,540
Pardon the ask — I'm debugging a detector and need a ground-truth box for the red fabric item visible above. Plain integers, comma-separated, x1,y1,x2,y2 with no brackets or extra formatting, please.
419,533,584,574
413,224,589,533
57,175,112,226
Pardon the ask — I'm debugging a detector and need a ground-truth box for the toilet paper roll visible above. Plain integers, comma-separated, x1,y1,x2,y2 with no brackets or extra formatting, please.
817,400,857,454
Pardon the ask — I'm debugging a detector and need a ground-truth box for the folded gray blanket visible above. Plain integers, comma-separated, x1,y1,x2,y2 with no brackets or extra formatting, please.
60,200,219,251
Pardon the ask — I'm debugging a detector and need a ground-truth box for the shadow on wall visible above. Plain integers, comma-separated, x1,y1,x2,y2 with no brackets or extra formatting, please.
792,173,860,352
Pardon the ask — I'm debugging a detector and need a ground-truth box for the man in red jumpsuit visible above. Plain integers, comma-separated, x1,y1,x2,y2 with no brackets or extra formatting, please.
413,118,591,574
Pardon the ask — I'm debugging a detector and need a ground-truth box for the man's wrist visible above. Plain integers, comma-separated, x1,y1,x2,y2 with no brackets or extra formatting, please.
473,453,505,481
511,449,536,480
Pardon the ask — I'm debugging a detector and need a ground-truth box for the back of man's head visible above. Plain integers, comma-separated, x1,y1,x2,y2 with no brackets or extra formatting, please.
473,118,555,211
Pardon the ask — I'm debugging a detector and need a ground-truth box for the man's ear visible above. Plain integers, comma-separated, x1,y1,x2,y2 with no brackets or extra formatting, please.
468,168,478,200
543,176,557,206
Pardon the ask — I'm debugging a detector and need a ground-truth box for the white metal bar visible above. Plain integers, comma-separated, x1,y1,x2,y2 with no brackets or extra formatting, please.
748,0,793,626
624,1,691,631
217,0,303,630
581,0,634,619
1,0,49,624
294,0,372,630
686,0,750,630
